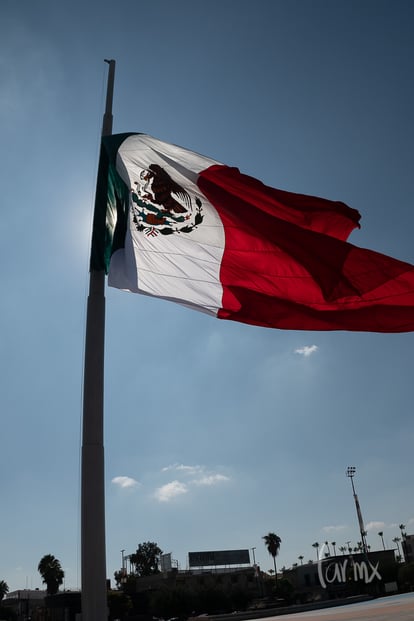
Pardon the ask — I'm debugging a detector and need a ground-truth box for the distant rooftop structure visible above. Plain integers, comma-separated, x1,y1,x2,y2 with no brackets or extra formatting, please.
4,589,46,601
402,534,414,563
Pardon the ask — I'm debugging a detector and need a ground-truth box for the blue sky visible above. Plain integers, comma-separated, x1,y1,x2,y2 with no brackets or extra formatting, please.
1,0,414,592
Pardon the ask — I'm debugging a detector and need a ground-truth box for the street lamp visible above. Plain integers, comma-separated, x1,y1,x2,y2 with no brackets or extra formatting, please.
121,549,126,583
346,466,368,554
251,547,261,596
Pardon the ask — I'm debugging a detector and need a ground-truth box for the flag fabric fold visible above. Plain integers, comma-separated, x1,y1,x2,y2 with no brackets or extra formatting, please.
90,133,414,332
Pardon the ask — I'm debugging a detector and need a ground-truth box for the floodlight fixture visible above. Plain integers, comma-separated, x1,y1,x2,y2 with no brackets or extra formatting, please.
346,466,356,478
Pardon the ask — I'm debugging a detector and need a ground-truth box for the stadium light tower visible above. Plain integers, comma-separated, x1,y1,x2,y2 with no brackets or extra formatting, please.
346,466,368,554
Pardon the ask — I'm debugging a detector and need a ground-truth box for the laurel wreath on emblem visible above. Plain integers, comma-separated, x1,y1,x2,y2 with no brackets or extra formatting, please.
131,164,203,237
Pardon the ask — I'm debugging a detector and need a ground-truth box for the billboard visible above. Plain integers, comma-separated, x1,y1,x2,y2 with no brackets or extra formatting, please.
160,553,172,572
188,549,250,567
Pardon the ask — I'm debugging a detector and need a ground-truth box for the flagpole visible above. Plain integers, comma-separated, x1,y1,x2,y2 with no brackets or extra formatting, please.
81,58,115,621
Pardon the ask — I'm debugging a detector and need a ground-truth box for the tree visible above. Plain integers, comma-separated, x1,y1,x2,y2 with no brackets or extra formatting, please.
312,542,320,560
298,555,304,565
38,554,64,595
108,591,132,620
274,577,294,604
114,570,124,589
0,580,9,602
331,541,337,556
398,562,414,590
149,586,196,618
378,531,385,550
263,533,281,584
399,524,407,539
130,542,162,576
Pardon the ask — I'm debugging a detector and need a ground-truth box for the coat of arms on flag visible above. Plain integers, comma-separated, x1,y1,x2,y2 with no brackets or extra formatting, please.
131,163,203,237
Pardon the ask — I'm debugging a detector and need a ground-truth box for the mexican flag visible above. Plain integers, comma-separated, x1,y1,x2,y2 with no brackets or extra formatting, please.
91,133,414,332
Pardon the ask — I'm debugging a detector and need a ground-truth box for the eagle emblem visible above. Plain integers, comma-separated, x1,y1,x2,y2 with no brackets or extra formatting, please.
131,164,203,237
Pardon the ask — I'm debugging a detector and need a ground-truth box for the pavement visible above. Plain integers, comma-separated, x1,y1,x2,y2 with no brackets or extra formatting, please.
252,593,414,621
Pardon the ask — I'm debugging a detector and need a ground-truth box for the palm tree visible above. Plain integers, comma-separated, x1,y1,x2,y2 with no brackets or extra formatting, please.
38,554,64,595
263,532,281,583
312,542,320,561
324,541,331,556
0,580,9,602
399,524,406,539
378,531,385,550
331,542,337,556
298,555,304,565
339,546,347,555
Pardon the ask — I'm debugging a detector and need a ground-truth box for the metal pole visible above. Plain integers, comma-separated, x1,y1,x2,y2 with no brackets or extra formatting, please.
251,547,256,565
346,466,368,554
81,59,115,621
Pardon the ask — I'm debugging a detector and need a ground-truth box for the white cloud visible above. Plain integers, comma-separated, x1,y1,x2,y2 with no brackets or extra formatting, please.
161,464,229,484
177,464,203,473
295,345,318,357
112,476,140,489
365,521,386,531
322,524,347,533
156,465,230,500
154,480,188,502
162,463,203,475
191,474,230,486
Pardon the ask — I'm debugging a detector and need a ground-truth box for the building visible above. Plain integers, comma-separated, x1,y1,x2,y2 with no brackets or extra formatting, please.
2,589,46,620
120,548,261,612
282,550,397,602
132,565,260,598
402,534,414,564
